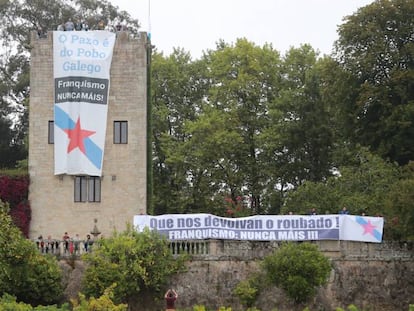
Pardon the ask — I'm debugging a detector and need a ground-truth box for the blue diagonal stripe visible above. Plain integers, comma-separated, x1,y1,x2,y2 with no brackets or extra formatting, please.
54,105,102,170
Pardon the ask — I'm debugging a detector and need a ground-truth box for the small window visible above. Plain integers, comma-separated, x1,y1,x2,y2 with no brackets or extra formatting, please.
88,176,101,202
74,176,101,202
114,121,128,144
74,176,87,202
48,120,54,144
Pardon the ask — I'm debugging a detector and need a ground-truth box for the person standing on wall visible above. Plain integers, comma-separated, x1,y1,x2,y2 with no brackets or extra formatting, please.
165,289,178,311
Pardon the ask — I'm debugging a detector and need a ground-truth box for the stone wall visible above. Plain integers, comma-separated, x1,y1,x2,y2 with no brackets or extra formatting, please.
62,240,414,311
167,240,414,311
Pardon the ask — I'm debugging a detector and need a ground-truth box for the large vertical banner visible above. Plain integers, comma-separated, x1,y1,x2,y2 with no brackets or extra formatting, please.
53,31,116,176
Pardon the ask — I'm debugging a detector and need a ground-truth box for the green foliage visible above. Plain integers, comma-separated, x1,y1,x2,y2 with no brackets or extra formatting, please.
335,0,414,165
81,226,187,305
71,286,127,311
261,242,331,303
283,147,401,216
264,45,334,189
193,305,207,311
0,290,126,311
0,293,33,311
233,277,261,308
0,116,26,169
335,305,366,311
383,175,414,240
0,202,63,306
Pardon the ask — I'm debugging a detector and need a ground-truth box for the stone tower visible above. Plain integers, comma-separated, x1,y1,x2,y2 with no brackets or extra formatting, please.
28,31,148,240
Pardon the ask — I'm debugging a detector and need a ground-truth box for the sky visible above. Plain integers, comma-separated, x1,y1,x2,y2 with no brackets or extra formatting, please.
110,0,374,59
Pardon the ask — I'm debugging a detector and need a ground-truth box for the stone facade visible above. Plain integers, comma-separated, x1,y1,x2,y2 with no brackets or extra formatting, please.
60,240,414,311
28,31,148,240
169,240,414,311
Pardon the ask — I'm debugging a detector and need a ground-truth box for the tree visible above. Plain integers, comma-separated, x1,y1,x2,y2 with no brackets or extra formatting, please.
383,163,414,240
0,116,26,168
151,49,208,214
0,201,63,306
334,0,414,165
260,45,335,213
81,226,187,306
261,242,331,303
205,39,281,214
151,39,282,215
283,147,401,216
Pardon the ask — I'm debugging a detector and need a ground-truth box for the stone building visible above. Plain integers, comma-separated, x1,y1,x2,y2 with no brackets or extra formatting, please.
28,31,148,240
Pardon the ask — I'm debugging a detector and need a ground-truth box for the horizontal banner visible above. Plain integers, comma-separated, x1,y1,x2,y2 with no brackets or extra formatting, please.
133,214,383,243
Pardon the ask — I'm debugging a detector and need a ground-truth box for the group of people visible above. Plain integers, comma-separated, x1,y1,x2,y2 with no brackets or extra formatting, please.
62,232,94,254
310,206,352,215
287,206,365,216
35,232,93,254
56,18,128,33
57,18,89,31
36,17,129,39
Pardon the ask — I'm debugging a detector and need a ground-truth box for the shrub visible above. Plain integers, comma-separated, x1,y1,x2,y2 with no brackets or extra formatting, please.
233,277,260,308
81,225,188,305
71,286,127,311
0,202,63,306
261,242,331,303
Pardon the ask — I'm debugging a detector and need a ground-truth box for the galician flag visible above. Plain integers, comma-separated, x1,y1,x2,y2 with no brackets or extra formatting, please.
53,30,116,176
339,215,384,243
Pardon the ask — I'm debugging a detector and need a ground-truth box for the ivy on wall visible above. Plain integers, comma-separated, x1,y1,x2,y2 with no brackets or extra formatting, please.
0,175,31,237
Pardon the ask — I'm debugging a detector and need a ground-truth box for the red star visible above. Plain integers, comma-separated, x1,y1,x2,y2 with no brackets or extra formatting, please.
64,117,95,154
362,220,376,235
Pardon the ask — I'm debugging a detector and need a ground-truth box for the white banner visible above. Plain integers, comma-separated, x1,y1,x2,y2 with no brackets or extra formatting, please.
133,214,384,243
53,31,116,176
339,215,384,243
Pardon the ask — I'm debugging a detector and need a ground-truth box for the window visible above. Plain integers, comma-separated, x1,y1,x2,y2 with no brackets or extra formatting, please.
88,176,101,202
48,120,54,144
114,121,128,144
74,176,101,202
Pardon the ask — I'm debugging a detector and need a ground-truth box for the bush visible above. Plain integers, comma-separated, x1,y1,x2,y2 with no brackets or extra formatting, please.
233,277,260,308
0,290,126,311
81,225,188,305
0,202,63,306
71,286,127,311
261,242,331,303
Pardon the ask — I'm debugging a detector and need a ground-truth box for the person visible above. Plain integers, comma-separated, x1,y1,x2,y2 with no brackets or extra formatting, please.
57,22,65,31
74,19,82,31
309,208,317,215
37,26,46,38
63,232,70,253
65,18,74,31
115,22,122,32
73,233,81,254
45,235,53,253
339,206,349,215
81,20,89,31
84,234,92,252
164,289,178,311
97,19,105,30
